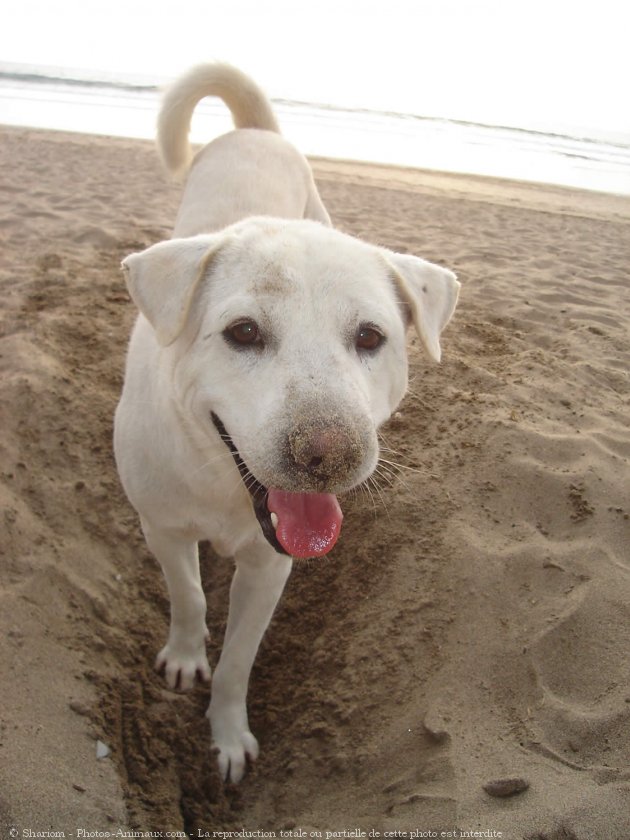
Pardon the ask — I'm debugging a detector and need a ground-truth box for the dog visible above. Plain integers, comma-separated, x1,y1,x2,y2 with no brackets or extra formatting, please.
114,63,459,783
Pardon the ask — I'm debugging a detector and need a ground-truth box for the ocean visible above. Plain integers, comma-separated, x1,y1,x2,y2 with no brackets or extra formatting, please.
2,65,630,196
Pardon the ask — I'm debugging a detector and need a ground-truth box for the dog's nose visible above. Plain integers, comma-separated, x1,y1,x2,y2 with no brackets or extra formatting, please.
292,428,336,471
288,423,363,482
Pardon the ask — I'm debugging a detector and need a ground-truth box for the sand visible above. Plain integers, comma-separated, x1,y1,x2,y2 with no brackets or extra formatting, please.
0,124,629,839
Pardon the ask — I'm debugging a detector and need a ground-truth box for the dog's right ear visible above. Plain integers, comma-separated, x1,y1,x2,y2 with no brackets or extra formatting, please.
121,235,223,346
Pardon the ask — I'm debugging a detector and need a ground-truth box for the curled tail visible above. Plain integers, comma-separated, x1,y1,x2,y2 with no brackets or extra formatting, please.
157,62,280,176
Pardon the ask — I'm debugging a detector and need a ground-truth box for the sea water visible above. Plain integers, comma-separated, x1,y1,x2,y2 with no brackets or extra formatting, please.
1,67,629,196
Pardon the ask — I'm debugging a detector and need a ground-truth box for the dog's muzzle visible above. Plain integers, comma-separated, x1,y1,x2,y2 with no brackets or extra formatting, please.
210,412,343,558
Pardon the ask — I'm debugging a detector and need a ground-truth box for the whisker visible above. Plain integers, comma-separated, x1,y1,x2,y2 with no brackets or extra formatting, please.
243,472,266,500
367,474,391,520
381,468,414,497
223,468,251,498
189,450,235,478
379,456,426,477
377,431,428,479
373,465,397,488
361,478,379,518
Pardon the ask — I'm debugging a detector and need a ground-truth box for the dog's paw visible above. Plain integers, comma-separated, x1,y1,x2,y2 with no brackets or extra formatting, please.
213,727,259,784
155,641,211,691
209,700,259,783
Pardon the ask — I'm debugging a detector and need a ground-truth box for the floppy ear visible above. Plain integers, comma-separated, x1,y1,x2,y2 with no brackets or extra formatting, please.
384,252,460,363
121,234,222,346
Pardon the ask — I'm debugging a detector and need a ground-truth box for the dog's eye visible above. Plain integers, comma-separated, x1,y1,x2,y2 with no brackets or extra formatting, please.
356,324,385,353
224,320,261,347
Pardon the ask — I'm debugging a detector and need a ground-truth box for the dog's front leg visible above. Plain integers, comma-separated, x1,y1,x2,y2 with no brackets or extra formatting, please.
208,544,292,783
142,520,211,690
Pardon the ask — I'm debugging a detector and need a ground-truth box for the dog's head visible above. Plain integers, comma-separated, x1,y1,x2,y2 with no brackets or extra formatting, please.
122,218,459,558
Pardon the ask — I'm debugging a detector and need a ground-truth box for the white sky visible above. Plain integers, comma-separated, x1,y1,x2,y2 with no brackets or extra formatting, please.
2,0,629,137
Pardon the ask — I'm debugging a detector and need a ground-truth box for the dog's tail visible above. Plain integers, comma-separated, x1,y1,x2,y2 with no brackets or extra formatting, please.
157,62,280,177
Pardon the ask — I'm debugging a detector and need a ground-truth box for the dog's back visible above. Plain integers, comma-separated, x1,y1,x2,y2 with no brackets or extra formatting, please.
158,62,330,236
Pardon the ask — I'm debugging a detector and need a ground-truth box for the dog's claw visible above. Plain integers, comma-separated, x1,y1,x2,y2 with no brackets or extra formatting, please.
155,644,211,691
214,730,259,783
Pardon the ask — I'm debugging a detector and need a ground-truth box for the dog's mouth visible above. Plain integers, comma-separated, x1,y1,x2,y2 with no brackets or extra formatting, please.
211,412,343,558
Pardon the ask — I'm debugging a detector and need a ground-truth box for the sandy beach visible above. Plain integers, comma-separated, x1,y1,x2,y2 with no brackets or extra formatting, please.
0,124,629,839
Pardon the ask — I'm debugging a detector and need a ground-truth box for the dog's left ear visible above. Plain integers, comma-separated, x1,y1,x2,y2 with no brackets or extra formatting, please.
121,234,223,345
384,252,460,363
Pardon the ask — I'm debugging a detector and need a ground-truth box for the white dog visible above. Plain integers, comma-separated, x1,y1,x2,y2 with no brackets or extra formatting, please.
114,63,459,783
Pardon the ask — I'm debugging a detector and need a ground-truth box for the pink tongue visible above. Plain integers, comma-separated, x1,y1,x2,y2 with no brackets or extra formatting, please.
267,489,343,558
